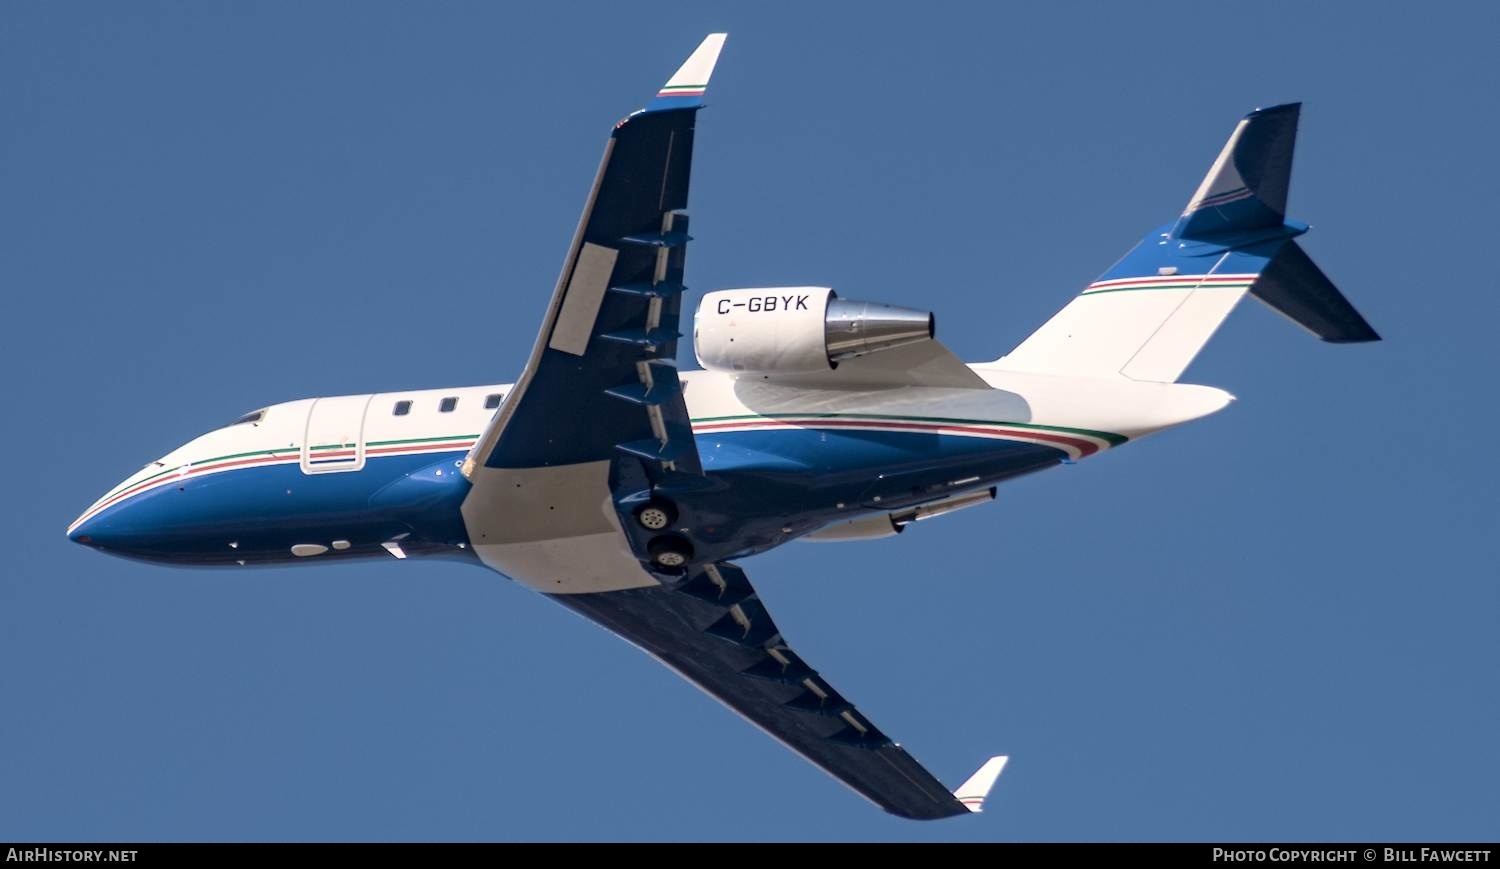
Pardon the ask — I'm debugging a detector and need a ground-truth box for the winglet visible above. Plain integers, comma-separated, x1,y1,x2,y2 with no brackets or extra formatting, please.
953,755,1009,813
645,33,728,113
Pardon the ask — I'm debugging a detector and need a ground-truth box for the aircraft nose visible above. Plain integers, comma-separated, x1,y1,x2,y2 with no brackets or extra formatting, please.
68,509,110,548
69,460,202,561
67,472,208,562
67,487,148,552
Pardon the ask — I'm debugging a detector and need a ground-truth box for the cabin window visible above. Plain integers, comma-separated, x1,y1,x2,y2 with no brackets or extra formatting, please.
231,409,266,426
393,400,412,416
484,393,504,409
439,396,458,413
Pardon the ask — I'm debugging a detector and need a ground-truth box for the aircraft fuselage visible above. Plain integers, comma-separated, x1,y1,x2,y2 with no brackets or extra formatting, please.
67,370,1232,569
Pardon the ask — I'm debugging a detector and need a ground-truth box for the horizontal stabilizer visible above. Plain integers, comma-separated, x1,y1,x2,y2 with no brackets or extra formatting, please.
1177,103,1300,239
1252,240,1380,343
953,755,1009,813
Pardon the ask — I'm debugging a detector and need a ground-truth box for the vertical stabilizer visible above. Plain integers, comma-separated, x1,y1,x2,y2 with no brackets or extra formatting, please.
994,104,1377,383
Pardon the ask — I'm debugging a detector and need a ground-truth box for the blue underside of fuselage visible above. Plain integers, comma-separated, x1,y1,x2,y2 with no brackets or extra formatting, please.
71,429,1065,567
71,451,476,566
683,428,1064,562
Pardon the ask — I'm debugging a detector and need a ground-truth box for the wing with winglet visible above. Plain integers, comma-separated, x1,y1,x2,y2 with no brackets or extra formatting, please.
460,35,727,595
459,34,1005,820
556,560,1007,820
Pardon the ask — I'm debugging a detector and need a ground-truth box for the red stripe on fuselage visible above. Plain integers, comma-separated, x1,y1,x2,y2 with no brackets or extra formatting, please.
692,418,1100,457
74,441,478,528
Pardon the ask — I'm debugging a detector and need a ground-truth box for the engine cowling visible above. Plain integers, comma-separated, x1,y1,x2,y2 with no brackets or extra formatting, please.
694,287,934,375
801,512,904,542
801,488,997,543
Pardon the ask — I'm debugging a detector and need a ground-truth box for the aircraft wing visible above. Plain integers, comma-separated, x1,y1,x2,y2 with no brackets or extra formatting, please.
459,34,1005,820
556,561,1007,820
460,36,723,594
463,35,723,483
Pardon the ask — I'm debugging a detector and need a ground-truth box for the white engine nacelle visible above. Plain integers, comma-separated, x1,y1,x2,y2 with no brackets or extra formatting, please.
694,287,934,375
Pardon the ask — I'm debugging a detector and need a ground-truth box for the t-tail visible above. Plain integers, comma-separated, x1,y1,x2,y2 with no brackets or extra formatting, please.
997,103,1379,383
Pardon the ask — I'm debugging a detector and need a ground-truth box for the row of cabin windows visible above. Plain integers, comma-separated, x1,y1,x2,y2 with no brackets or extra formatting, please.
391,393,504,417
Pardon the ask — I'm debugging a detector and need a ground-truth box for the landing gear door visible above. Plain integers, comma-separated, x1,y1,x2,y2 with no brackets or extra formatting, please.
301,394,373,474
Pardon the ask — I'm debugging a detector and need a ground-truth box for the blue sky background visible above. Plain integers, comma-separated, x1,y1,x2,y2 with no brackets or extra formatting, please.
3,2,1497,843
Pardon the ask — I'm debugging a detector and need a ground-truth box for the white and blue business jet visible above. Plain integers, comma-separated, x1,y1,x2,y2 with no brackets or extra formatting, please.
68,35,1378,820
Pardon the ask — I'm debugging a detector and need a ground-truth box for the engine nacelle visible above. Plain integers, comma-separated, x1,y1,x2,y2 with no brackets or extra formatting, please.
801,488,997,543
801,512,904,542
694,287,934,375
